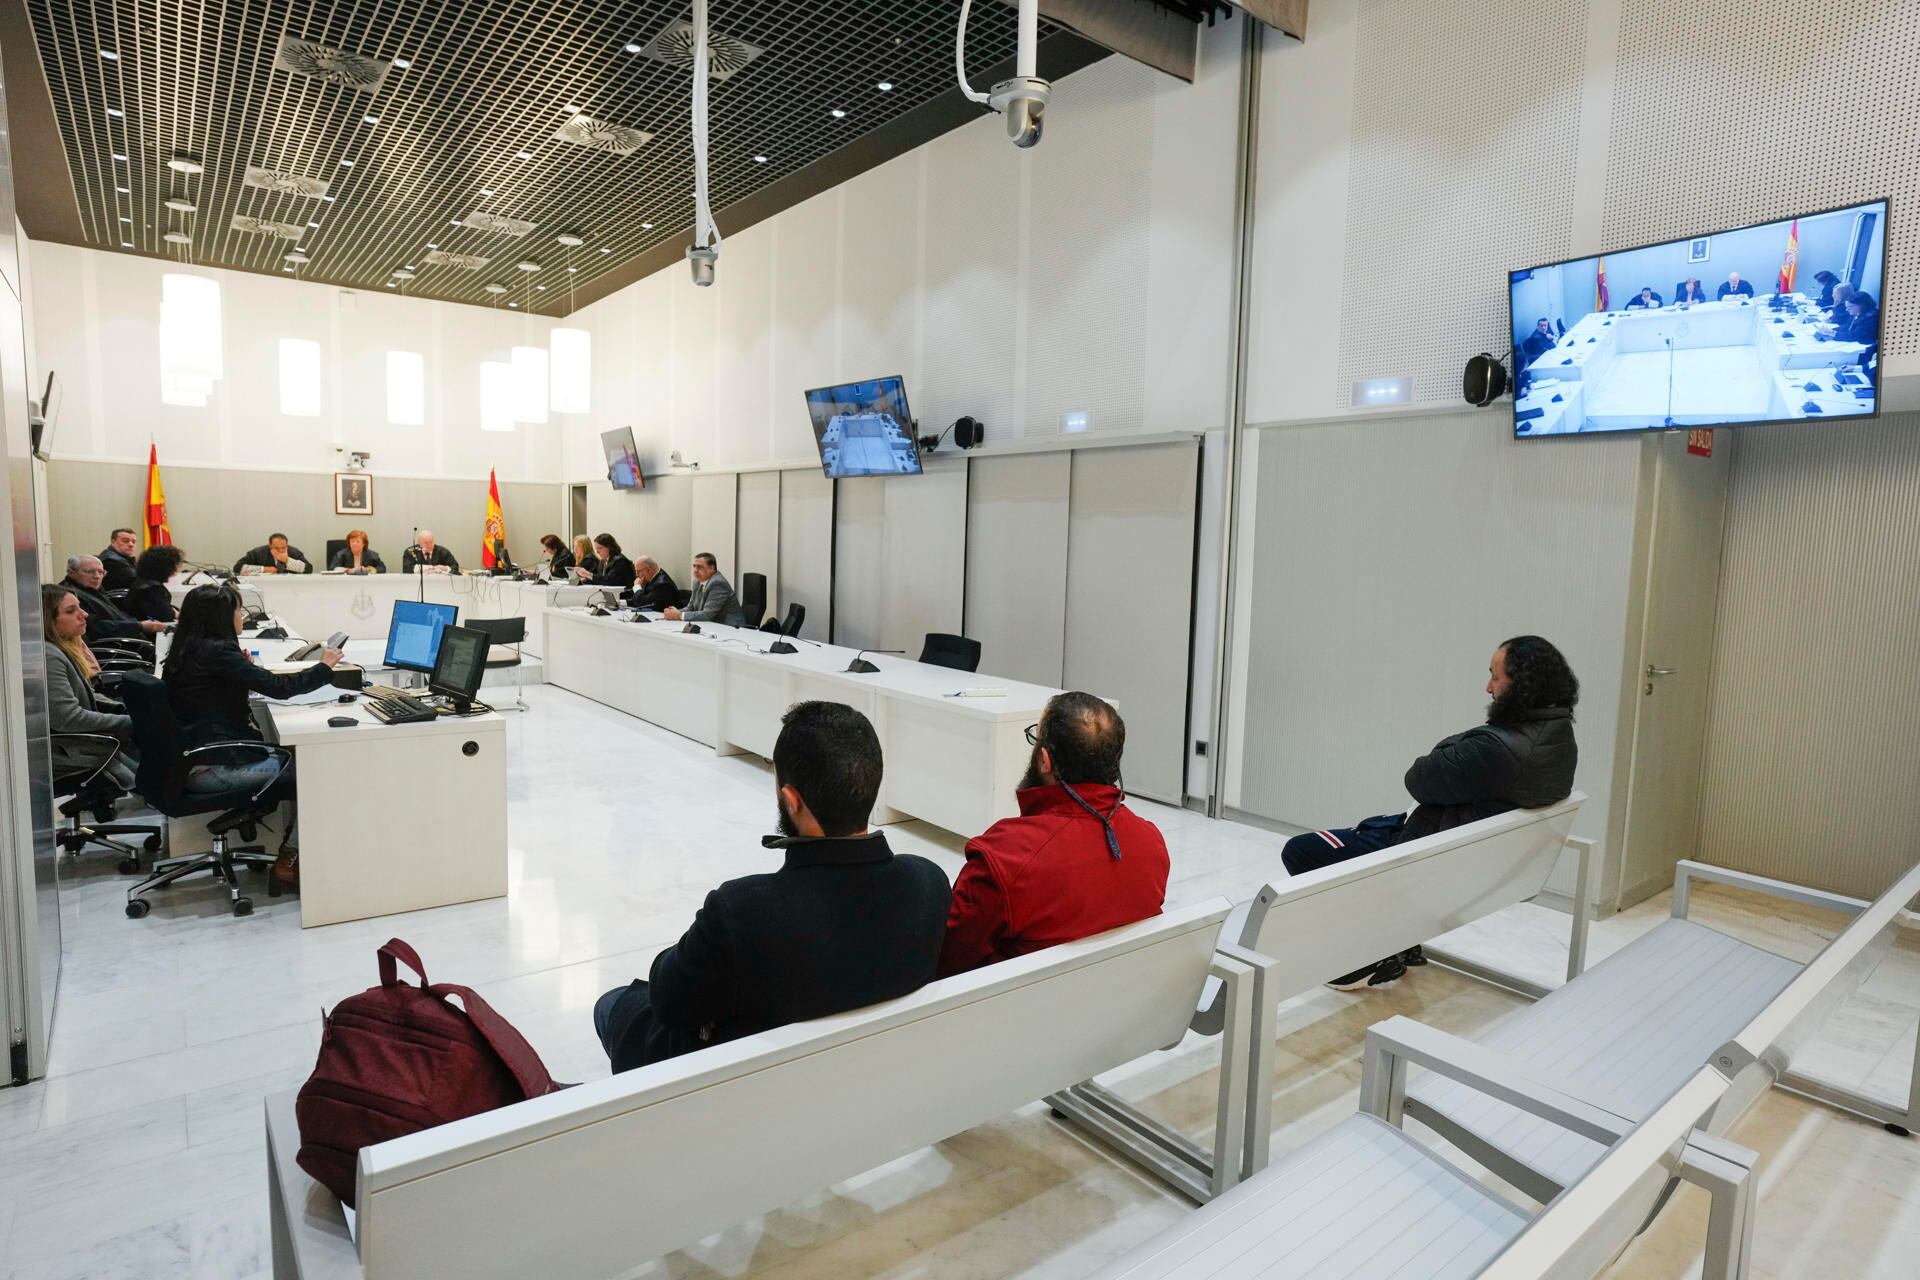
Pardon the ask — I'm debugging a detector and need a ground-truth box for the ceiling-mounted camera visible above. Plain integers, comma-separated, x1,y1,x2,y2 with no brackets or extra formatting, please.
686,244,717,288
334,447,372,471
958,0,1051,149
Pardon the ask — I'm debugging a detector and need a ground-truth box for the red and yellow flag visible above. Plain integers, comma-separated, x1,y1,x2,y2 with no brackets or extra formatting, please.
1594,255,1610,312
143,443,172,548
481,468,506,569
1778,218,1800,295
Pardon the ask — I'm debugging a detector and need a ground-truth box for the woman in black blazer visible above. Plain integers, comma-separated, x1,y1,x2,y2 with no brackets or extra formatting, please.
126,545,186,622
574,533,636,589
1840,293,1880,346
329,529,386,573
540,534,575,577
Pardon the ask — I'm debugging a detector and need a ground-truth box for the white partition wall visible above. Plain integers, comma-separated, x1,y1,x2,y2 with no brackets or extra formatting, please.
965,452,1071,687
588,474,692,575
689,472,739,577
833,462,967,656
1063,440,1201,804
778,467,834,640
736,470,782,621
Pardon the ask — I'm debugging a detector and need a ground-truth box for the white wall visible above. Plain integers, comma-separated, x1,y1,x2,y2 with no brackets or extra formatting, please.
28,241,571,485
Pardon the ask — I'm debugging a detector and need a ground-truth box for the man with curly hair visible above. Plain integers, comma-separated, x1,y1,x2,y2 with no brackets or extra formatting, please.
1281,635,1580,991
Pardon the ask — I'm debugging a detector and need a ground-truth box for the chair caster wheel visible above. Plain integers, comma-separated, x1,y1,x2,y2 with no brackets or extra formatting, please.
144,835,162,854
117,857,141,875
233,898,254,917
125,899,151,919
267,880,282,898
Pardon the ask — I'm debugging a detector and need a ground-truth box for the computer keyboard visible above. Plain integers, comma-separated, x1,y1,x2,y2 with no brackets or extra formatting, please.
364,688,438,725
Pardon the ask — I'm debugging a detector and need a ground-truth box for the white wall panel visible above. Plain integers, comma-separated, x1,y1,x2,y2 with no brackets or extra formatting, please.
831,477,885,651
737,470,782,617
1697,414,1920,899
588,475,691,583
715,224,775,468
1064,441,1201,803
837,154,920,390
778,466,834,641
671,261,719,464
919,114,1022,441
965,451,1070,687
771,192,842,462
689,472,738,577
882,462,966,654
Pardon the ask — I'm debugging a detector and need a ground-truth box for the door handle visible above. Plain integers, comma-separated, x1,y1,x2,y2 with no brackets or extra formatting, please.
1646,665,1678,678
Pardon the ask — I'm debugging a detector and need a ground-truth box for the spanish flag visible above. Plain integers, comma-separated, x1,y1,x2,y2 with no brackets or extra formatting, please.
1594,256,1610,312
481,469,506,569
143,444,172,548
1778,218,1800,295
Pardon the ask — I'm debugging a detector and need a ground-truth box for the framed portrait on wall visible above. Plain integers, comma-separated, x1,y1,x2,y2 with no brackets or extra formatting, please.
334,472,374,516
1688,237,1711,264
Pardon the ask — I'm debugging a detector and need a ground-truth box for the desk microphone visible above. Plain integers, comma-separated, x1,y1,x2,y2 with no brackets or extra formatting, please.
767,633,820,656
846,648,904,674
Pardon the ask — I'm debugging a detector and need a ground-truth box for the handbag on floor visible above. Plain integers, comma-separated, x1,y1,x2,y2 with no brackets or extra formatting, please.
294,938,563,1203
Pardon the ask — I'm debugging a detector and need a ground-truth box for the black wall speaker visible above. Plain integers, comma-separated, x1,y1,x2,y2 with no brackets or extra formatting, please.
954,415,984,449
1463,354,1509,407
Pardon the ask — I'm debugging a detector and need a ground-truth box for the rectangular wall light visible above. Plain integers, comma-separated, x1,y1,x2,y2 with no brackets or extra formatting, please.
278,337,322,417
386,350,425,425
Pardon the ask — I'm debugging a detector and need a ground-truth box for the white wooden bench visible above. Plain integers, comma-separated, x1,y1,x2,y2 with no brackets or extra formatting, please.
267,897,1270,1278
1404,857,1920,1204
1089,1028,1757,1280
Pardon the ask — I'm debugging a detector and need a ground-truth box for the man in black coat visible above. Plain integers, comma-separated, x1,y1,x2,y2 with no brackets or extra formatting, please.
1717,271,1755,300
1279,635,1579,990
1624,286,1663,309
233,533,314,575
1519,318,1557,368
622,555,679,611
99,527,139,592
398,529,460,573
62,555,169,641
594,701,950,1072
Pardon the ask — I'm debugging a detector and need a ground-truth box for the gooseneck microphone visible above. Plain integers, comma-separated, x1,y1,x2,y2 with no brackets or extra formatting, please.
845,648,905,674
767,633,821,655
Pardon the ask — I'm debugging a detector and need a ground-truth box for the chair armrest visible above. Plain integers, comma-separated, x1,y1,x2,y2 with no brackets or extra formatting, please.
51,733,126,790
1671,859,1867,921
183,741,292,767
1360,1015,1636,1145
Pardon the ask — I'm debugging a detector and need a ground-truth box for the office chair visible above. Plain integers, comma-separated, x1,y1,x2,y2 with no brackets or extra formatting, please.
118,673,292,919
325,538,348,567
919,633,982,673
739,573,768,629
464,616,529,712
675,588,693,609
51,734,162,874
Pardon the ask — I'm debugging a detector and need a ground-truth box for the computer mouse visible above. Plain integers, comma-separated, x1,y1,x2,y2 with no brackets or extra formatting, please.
337,693,357,703
326,716,358,728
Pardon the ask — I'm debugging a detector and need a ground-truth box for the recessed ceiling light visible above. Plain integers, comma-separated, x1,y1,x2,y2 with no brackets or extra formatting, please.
166,152,202,173
163,197,197,212
640,222,654,229
107,107,124,118
449,219,462,226
99,49,118,60
508,302,520,308
624,43,642,53
339,158,354,167
118,216,131,223
404,264,415,270
385,281,396,287
307,220,320,228
598,247,611,254
163,231,191,245
426,242,439,249
479,188,494,197
284,267,295,273
753,154,768,163
484,284,508,294
112,152,129,162
392,58,411,69
116,185,130,194
830,109,846,119
562,104,580,113
362,115,380,125
566,266,578,273
322,194,336,202
120,241,132,248
515,260,540,271
515,151,532,160
535,284,546,290
877,81,893,91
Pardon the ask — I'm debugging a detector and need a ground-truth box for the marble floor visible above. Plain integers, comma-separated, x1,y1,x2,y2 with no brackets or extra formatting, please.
1,685,1914,1279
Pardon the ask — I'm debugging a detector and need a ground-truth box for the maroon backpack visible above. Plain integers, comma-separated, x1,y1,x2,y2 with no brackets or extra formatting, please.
295,938,562,1204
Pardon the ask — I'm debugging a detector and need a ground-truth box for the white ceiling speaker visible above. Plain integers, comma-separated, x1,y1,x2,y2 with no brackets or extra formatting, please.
274,38,392,92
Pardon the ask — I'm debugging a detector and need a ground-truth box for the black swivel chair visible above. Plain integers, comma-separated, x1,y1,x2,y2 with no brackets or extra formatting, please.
760,602,806,637
464,616,529,712
118,673,293,919
919,633,982,673
51,735,162,874
739,573,768,629
674,588,693,609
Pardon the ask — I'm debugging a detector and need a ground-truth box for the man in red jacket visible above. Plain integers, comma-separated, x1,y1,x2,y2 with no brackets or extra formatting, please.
938,692,1170,978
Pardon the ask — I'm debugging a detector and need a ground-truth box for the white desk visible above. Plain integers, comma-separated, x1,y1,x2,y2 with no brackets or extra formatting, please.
258,698,508,927
1767,368,1877,422
543,608,1065,837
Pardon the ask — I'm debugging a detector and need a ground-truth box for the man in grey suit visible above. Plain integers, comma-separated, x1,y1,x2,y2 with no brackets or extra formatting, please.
664,552,744,625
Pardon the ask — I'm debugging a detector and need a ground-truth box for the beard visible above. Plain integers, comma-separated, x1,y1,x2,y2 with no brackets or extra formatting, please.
775,796,801,840
1018,747,1047,792
1487,688,1522,725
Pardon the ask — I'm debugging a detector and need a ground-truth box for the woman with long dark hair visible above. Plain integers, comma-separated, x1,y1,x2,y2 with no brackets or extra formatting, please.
126,544,186,622
540,534,574,577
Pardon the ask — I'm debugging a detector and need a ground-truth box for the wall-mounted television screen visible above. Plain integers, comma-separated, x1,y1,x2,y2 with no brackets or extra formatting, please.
803,376,922,478
602,426,644,490
1510,198,1886,438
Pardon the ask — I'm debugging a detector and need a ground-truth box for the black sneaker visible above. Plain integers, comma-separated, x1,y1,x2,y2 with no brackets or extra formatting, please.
1400,945,1428,967
1328,956,1408,991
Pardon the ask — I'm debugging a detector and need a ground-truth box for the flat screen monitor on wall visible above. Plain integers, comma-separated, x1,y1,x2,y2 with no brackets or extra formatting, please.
802,376,923,478
602,427,644,490
1510,197,1887,438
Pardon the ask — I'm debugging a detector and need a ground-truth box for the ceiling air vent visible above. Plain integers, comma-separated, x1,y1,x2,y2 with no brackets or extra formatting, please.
637,19,764,82
422,250,491,270
460,211,538,237
553,114,655,156
243,165,330,199
230,214,307,239
274,38,392,92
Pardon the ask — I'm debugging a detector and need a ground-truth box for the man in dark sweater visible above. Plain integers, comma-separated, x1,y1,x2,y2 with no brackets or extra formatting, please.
99,527,140,592
63,556,169,641
1281,635,1579,990
594,701,950,1072
622,555,679,611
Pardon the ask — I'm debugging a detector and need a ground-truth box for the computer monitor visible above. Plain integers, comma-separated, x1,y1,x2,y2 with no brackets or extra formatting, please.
428,625,491,711
383,600,459,673
802,376,923,477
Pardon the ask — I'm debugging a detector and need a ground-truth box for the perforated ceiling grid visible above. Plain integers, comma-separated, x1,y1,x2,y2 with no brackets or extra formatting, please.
1334,0,1591,403
24,0,1039,313
1601,0,1917,357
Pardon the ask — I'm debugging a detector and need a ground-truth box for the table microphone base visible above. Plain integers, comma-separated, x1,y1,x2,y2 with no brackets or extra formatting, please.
846,658,880,674
768,640,798,654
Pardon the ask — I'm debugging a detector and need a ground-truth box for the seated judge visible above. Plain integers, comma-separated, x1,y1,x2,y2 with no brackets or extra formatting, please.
571,533,635,588
329,529,385,573
1673,277,1708,305
623,555,679,611
1280,635,1579,992
1822,282,1857,332
663,553,741,624
99,528,140,593
1717,270,1754,300
43,584,138,791
233,533,313,575
1812,269,1841,308
1839,291,1880,346
62,556,168,640
399,529,459,573
1624,285,1663,309
1519,318,1557,366
539,534,574,577
938,693,1169,978
127,545,185,622
593,701,949,1072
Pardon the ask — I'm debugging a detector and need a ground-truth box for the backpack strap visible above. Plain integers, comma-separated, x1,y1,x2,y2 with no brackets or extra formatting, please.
378,938,430,989
431,981,560,1100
